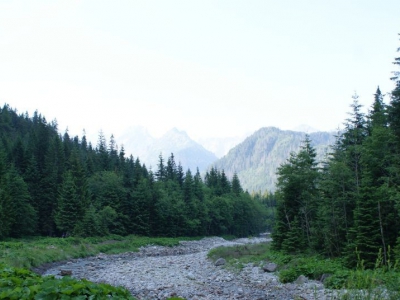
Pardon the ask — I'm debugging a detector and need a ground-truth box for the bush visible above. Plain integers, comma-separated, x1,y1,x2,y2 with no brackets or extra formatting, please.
0,264,135,299
324,270,351,289
278,268,298,283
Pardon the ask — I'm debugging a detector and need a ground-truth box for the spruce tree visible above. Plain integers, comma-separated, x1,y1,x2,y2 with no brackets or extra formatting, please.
318,139,354,256
55,171,80,236
231,172,243,196
272,136,319,252
166,153,177,181
96,130,109,171
155,153,166,182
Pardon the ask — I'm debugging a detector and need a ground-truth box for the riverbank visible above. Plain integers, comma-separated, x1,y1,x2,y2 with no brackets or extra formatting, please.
42,237,337,300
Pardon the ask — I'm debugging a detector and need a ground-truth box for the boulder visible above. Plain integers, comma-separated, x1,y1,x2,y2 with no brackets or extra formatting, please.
187,272,195,280
60,269,72,276
215,258,226,266
262,262,278,272
295,275,308,284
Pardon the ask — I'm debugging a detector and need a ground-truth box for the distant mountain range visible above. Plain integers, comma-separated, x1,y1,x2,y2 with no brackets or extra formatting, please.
197,134,251,158
211,127,336,193
118,126,336,193
117,127,218,172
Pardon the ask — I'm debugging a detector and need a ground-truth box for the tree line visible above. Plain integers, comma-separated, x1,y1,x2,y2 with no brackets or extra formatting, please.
272,39,400,267
0,107,266,239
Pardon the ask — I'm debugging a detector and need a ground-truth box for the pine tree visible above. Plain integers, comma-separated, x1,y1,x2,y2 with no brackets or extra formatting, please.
96,130,109,171
108,134,119,171
155,153,166,182
219,170,231,195
176,163,184,187
69,148,89,218
388,36,400,141
360,90,399,265
166,153,177,181
37,136,62,235
183,169,194,204
55,171,80,236
231,172,243,196
318,141,354,256
272,136,319,252
129,178,152,235
193,168,204,202
74,204,101,237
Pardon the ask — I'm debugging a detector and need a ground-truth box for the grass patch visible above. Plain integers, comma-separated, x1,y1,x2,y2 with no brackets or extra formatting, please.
207,242,400,299
208,242,289,266
0,235,200,269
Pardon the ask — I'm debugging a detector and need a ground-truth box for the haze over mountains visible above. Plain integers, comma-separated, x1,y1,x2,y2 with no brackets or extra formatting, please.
118,127,218,173
118,126,336,193
212,127,336,193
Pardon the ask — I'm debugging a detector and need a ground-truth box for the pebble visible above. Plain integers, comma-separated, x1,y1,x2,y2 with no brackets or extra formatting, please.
42,237,341,300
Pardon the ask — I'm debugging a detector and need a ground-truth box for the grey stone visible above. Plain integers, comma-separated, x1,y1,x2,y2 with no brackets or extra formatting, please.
295,275,308,284
41,237,338,300
262,262,278,272
60,269,72,276
215,258,226,266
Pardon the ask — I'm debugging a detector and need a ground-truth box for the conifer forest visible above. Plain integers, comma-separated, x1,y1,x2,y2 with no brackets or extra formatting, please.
0,107,266,240
272,39,400,267
2,36,400,274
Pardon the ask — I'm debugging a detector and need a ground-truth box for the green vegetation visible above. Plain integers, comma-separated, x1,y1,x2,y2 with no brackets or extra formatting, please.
0,104,266,241
0,264,135,299
0,235,205,299
208,242,342,283
271,37,400,269
208,242,400,298
0,235,198,269
261,35,400,298
0,62,267,300
212,127,335,193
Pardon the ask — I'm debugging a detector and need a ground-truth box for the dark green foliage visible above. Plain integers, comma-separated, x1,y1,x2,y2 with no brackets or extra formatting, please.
231,172,243,196
0,165,37,238
0,104,265,240
272,136,319,253
272,36,400,269
55,171,81,235
0,264,135,299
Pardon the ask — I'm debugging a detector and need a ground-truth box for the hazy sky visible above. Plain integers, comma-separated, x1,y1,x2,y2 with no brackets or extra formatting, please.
1,1,400,145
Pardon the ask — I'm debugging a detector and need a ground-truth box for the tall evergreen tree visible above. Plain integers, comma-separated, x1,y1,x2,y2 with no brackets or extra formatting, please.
318,135,355,256
231,172,243,196
96,130,109,171
155,153,166,182
38,136,62,235
166,153,177,181
272,136,319,253
388,37,400,141
3,166,37,237
55,171,80,236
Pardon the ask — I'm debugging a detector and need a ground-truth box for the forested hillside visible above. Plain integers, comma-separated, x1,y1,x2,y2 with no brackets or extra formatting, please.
272,41,400,267
0,107,266,239
212,127,335,193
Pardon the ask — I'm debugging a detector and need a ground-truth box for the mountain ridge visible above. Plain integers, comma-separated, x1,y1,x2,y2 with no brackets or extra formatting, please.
118,125,335,192
211,126,335,193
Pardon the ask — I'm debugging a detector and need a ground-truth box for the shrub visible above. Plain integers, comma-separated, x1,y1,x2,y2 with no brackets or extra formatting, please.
0,264,135,299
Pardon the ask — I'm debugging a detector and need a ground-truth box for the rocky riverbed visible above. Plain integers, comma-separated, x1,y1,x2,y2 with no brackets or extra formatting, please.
41,237,340,300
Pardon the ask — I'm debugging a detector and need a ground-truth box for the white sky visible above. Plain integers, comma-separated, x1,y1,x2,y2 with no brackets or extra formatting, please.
1,1,400,145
